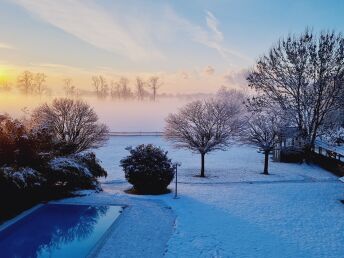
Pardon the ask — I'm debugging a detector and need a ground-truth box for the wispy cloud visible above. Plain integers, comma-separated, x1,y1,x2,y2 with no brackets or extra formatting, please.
205,11,223,42
0,42,15,50
167,9,251,64
11,1,251,66
203,11,252,64
13,0,163,61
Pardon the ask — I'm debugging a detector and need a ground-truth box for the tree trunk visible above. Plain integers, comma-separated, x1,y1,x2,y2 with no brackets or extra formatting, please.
263,151,269,175
153,88,156,101
200,153,205,177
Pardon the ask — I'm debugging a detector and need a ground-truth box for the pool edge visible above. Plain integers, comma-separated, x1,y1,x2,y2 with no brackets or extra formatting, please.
87,205,131,258
0,203,44,232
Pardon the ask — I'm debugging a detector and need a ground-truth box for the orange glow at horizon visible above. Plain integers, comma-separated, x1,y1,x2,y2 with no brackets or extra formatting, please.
0,68,6,80
0,66,13,82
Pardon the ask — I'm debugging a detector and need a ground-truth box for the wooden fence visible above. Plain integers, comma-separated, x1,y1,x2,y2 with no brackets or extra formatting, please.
313,143,344,176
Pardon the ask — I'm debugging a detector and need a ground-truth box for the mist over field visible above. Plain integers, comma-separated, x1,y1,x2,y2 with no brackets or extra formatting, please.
1,1,344,257
0,93,194,131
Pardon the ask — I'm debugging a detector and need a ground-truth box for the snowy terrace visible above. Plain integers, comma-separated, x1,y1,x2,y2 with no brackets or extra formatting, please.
56,136,344,258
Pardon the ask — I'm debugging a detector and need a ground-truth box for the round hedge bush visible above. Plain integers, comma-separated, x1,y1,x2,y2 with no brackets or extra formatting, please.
120,144,175,194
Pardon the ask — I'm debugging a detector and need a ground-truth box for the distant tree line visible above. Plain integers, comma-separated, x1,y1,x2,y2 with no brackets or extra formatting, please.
0,80,11,92
17,71,49,95
91,75,162,101
1,71,164,102
2,71,211,101
0,70,51,96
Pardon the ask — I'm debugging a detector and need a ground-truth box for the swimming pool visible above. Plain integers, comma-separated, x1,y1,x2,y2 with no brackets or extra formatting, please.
0,203,123,258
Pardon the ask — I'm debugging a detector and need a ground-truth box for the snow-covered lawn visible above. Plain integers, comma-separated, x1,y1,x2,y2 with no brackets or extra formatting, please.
97,136,336,184
61,136,344,257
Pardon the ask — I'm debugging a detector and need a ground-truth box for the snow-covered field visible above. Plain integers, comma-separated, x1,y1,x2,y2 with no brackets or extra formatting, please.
96,136,336,184
61,136,344,257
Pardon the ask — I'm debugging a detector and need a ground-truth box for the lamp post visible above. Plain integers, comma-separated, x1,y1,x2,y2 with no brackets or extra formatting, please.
174,162,181,199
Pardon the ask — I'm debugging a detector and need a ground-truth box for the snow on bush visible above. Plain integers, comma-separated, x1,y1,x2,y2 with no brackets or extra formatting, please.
0,167,44,190
75,152,107,178
120,144,175,194
47,152,107,191
49,157,93,177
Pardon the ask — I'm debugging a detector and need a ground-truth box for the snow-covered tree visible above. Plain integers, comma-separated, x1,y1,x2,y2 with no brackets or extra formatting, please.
32,98,109,154
247,30,344,157
242,110,283,175
321,109,344,145
164,98,243,177
0,113,56,166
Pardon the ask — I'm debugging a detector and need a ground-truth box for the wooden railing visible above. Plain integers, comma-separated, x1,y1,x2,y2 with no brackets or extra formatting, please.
314,141,344,162
313,141,344,176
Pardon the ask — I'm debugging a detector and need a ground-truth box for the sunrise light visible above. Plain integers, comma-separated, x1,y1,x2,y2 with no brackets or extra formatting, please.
1,1,344,257
0,68,6,80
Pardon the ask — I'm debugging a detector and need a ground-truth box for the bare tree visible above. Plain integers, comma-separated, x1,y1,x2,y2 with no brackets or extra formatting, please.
247,30,344,158
164,98,243,177
33,73,47,95
135,77,146,101
321,106,344,145
216,87,247,112
110,80,120,99
17,71,34,94
148,76,162,101
92,76,100,95
92,75,108,97
242,110,283,175
32,98,109,154
98,75,108,97
0,80,11,92
63,78,75,96
115,77,132,99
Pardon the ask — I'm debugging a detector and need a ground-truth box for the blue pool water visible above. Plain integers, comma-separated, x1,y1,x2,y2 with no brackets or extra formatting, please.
0,204,123,258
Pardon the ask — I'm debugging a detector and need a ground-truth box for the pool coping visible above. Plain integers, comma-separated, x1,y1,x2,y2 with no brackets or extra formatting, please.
87,204,131,258
0,203,44,232
0,201,130,258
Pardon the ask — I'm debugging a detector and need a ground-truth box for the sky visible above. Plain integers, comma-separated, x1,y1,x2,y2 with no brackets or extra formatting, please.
0,0,344,94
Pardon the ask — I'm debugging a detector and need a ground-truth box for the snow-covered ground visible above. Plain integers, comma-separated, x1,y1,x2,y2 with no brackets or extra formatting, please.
97,136,336,183
60,136,344,257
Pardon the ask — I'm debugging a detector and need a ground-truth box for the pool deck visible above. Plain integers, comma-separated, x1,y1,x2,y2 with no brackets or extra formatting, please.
56,192,176,258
